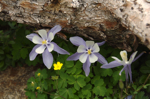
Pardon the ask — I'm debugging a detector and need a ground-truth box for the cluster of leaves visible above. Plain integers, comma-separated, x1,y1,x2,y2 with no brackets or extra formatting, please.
25,37,150,99
0,20,41,70
0,20,150,98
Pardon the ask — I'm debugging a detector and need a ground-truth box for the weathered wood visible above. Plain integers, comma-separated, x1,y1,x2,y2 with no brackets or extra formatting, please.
0,0,150,51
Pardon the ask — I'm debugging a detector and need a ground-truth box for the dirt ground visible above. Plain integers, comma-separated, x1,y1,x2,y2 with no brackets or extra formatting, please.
0,64,43,99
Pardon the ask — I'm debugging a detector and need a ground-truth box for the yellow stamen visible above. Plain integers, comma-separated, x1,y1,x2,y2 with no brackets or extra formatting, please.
88,50,91,55
42,40,47,44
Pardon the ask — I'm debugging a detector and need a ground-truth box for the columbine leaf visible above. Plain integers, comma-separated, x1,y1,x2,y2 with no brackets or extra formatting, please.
77,77,86,88
67,75,76,85
59,88,74,98
135,91,149,99
58,78,67,88
35,69,48,80
74,61,82,68
37,93,48,99
74,82,80,90
20,48,28,59
140,66,150,74
91,76,100,85
66,67,76,74
100,68,113,77
93,86,106,96
65,61,74,68
93,79,104,87
25,91,36,99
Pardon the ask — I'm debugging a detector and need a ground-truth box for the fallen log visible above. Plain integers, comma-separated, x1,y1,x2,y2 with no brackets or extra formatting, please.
0,0,150,51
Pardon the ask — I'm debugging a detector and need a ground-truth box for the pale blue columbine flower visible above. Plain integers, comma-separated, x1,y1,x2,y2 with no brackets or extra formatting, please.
67,36,108,76
26,25,69,69
101,50,144,83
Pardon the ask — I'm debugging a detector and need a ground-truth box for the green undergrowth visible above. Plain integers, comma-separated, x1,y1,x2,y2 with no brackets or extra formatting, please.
0,20,150,99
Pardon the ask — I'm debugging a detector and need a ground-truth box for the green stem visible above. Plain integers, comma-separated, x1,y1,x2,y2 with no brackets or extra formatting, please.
132,74,150,99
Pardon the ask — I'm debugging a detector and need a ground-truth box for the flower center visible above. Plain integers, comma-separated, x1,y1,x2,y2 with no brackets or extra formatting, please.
88,49,91,55
42,40,47,44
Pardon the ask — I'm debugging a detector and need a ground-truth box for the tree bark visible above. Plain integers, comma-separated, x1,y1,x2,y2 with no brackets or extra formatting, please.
0,0,150,51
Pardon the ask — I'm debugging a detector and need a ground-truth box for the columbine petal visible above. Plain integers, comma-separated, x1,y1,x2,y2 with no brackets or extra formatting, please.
132,51,145,63
26,33,38,41
67,52,83,60
38,29,47,40
101,61,122,68
92,43,100,53
32,35,42,44
42,49,53,69
89,53,98,63
97,41,106,46
48,25,62,36
120,50,128,62
125,67,129,82
119,65,127,75
51,42,70,55
128,51,137,64
35,45,46,54
79,53,88,63
128,64,133,83
47,43,54,52
83,57,91,76
77,45,86,53
112,56,122,63
94,53,108,64
48,32,54,41
70,36,86,46
86,41,94,49
29,45,40,61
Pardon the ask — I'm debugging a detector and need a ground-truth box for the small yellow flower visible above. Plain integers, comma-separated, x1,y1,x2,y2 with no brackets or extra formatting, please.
36,87,40,90
37,73,41,76
31,81,34,86
53,62,63,70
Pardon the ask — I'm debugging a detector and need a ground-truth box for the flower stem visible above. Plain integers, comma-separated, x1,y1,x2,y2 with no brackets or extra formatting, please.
132,74,150,99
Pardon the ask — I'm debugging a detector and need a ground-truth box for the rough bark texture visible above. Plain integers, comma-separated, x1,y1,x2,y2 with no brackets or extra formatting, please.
0,0,150,51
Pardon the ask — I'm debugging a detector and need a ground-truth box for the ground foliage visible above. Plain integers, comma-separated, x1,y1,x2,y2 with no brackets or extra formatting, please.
0,20,150,99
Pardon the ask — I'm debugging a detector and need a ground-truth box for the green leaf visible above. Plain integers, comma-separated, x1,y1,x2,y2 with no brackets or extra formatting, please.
112,70,125,85
25,91,36,99
93,86,106,96
67,76,76,85
12,49,21,60
100,68,113,77
9,40,15,44
59,88,74,98
27,77,37,91
91,76,100,85
135,91,149,99
145,60,150,67
35,69,48,80
74,61,82,68
37,93,48,99
20,48,28,59
41,80,48,90
65,61,74,68
74,82,80,90
77,77,86,88
0,61,4,68
140,66,150,74
58,78,67,88
66,67,76,74
93,79,104,86
0,49,4,54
